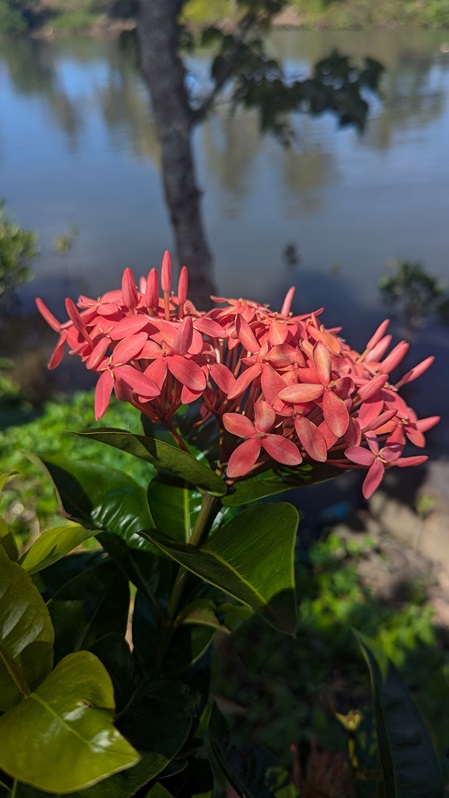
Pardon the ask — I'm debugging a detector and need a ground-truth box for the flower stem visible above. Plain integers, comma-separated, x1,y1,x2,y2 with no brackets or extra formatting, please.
150,491,220,677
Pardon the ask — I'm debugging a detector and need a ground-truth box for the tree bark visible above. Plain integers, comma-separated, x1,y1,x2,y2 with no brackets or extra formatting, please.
137,0,216,308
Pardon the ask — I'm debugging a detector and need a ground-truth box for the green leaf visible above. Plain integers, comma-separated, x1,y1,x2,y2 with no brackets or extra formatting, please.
0,651,139,793
0,471,17,492
355,632,444,798
88,633,135,714
35,454,154,548
165,623,216,676
0,547,54,711
48,559,130,662
20,524,97,575
144,504,298,635
98,531,163,602
210,705,297,798
0,518,19,561
81,681,195,798
222,476,295,506
147,475,202,543
177,598,230,633
146,785,174,798
77,429,227,496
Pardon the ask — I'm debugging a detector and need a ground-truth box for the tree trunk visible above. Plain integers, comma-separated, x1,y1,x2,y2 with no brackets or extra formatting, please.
137,0,216,309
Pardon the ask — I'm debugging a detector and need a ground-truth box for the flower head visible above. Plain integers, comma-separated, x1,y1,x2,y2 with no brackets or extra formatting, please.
37,253,438,496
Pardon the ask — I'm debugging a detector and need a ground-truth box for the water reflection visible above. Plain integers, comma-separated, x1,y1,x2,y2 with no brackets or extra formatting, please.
0,30,448,449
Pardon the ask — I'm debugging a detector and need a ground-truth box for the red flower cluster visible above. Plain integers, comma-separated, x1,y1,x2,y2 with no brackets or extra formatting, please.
36,253,439,498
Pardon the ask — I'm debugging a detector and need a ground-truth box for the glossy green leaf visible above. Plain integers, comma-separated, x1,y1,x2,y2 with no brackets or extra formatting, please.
222,463,343,506
77,429,227,496
80,681,195,798
222,476,296,507
0,651,139,793
35,454,154,548
165,623,216,676
210,705,297,798
98,531,162,603
177,598,230,633
88,633,135,713
0,518,19,561
20,524,97,575
145,504,298,634
356,632,444,798
0,547,54,711
147,475,202,543
48,559,130,662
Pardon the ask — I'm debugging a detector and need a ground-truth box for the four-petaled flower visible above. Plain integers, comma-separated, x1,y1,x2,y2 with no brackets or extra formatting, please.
223,401,302,478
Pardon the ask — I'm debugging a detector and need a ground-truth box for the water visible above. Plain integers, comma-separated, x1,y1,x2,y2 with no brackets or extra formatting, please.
1,29,449,450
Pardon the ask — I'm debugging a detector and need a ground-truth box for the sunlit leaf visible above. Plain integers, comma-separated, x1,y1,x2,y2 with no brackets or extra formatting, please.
0,547,54,711
20,524,97,575
356,632,444,798
34,454,154,548
0,652,139,793
144,504,298,634
77,429,227,496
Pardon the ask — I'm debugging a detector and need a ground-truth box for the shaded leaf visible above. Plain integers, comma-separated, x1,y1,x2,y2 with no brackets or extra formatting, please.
97,531,165,624
0,518,19,561
88,633,135,713
20,524,97,575
77,429,227,496
148,475,203,543
0,471,17,492
0,547,54,711
144,504,298,635
35,454,154,548
48,559,130,662
356,632,444,798
165,623,216,677
177,598,230,633
0,652,139,793
210,705,297,798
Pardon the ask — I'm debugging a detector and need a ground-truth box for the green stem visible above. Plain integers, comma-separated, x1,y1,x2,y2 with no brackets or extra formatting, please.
150,491,220,677
10,780,17,798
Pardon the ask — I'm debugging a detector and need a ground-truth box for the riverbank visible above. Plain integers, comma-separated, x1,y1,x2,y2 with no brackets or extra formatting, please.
2,0,449,40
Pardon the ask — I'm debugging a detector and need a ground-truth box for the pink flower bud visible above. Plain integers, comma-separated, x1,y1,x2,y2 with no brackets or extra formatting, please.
161,250,172,293
121,267,139,310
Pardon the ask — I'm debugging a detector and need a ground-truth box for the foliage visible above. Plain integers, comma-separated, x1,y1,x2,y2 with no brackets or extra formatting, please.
0,0,28,35
0,202,38,304
0,262,443,797
0,390,152,540
379,259,446,331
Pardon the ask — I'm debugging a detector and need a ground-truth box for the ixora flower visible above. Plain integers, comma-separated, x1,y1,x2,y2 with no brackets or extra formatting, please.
36,253,439,498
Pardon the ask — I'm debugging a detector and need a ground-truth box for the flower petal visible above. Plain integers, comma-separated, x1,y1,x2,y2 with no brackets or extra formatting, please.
362,460,385,499
168,355,206,391
95,370,114,420
113,332,148,365
345,446,375,466
278,383,324,404
254,401,275,433
323,389,349,437
294,416,327,462
261,434,302,466
223,413,256,439
313,342,331,385
227,438,261,478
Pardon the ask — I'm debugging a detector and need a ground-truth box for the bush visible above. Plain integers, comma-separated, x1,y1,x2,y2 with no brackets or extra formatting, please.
0,202,38,305
0,0,27,35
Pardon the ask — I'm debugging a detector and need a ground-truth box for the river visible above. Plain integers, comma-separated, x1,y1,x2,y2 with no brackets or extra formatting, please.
1,28,448,452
